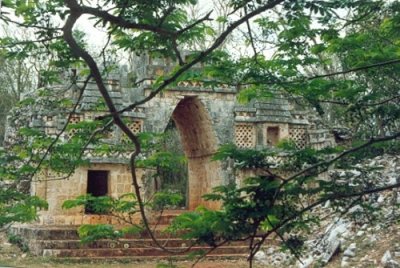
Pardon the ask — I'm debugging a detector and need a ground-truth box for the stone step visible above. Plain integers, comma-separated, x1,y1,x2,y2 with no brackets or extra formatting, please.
12,225,280,259
49,254,249,261
34,238,257,250
42,245,250,258
11,225,178,240
11,226,80,240
148,210,187,225
36,238,190,249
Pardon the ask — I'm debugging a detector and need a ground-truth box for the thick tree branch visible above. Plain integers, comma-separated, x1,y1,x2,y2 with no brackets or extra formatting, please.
66,0,176,36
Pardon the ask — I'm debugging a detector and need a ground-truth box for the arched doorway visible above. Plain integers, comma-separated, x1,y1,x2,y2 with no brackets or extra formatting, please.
171,96,221,210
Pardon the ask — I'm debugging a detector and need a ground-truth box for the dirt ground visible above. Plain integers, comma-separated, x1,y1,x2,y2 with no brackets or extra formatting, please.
0,258,258,268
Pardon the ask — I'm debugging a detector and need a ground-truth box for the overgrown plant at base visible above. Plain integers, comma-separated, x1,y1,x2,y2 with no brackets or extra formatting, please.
62,191,183,244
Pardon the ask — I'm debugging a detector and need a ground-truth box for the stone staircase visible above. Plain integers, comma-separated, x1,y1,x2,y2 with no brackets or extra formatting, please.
10,224,278,260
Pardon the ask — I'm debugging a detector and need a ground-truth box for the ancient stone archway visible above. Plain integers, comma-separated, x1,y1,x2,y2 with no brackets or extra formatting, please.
171,96,221,210
16,56,332,225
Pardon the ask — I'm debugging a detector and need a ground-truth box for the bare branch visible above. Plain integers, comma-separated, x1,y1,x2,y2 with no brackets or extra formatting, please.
157,6,175,27
244,6,258,59
258,180,400,240
281,131,400,188
307,58,400,80
33,119,114,182
177,11,213,35
0,36,62,48
0,14,62,30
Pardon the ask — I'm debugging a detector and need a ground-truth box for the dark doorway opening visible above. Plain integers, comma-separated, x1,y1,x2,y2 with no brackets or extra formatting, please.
159,119,188,209
267,127,280,146
85,170,108,214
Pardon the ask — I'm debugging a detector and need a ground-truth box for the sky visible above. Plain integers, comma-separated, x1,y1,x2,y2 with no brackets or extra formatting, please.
0,0,337,64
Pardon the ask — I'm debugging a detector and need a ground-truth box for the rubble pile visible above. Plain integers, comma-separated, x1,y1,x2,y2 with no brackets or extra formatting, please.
255,154,400,268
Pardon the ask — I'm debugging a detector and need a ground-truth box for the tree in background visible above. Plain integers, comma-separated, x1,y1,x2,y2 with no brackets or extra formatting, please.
0,26,38,143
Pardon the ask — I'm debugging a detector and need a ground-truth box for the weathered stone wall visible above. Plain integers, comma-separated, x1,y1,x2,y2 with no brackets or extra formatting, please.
141,88,236,143
32,164,144,225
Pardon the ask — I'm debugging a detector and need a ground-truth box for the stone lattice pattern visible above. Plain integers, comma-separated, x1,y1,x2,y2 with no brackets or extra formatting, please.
122,120,142,142
235,124,255,148
289,125,307,149
65,114,81,140
127,120,142,134
45,116,57,136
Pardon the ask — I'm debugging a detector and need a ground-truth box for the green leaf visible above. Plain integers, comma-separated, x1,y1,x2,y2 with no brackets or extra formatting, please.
260,215,280,231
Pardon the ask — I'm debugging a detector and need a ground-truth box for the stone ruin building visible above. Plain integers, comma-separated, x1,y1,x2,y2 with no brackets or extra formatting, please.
4,52,335,226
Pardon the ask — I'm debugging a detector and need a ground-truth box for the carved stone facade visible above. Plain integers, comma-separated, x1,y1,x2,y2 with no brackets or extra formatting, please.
4,53,335,225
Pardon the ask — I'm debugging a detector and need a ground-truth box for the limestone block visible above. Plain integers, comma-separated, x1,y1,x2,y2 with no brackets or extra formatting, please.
116,184,125,194
124,184,132,192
